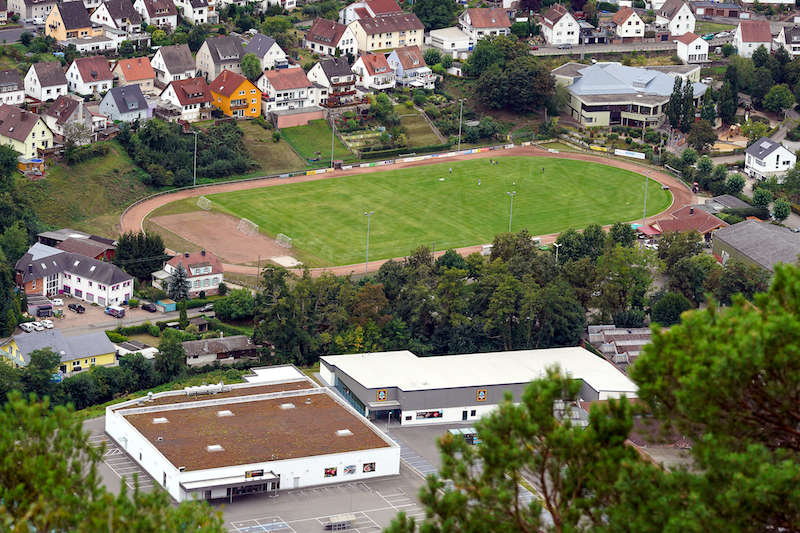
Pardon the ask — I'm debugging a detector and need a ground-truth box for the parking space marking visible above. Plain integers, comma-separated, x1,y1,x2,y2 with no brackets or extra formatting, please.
97,435,155,491
229,517,294,533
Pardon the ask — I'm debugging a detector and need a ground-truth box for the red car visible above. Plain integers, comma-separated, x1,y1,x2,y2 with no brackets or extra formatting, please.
530,44,539,50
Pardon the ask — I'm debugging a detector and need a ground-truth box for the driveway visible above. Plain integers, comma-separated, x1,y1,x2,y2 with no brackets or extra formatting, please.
49,294,180,337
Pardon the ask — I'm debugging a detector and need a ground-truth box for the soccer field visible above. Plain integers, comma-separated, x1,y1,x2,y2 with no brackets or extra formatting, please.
206,157,672,266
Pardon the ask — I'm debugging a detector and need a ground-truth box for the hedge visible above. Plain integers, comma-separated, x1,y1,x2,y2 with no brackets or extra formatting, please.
206,318,252,337
359,142,453,160
105,331,128,343
115,322,153,336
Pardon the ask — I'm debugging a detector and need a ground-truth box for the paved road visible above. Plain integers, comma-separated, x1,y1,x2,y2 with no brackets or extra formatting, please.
0,24,37,43
531,41,677,56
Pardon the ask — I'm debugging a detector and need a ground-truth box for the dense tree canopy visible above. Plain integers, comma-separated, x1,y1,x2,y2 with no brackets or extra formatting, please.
114,231,167,281
412,0,459,30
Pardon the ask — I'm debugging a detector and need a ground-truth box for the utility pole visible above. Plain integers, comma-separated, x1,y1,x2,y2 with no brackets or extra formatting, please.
192,131,198,187
330,116,335,169
457,99,464,151
506,191,516,232
364,211,374,275
643,172,649,228
553,242,562,266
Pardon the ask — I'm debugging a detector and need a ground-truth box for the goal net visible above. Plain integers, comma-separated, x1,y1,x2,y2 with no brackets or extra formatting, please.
237,218,259,237
276,233,293,249
196,196,212,211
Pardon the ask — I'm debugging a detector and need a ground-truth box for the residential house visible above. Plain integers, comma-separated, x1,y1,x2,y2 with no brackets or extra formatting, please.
712,220,800,273
656,0,695,36
151,44,196,84
458,7,511,42
578,20,610,45
735,20,772,58
425,26,473,59
183,335,260,367
304,17,358,56
196,34,244,80
172,0,216,25
775,25,800,56
45,1,100,41
261,0,293,11
151,250,224,297
243,33,288,71
0,104,53,158
745,137,796,181
257,67,314,112
42,95,102,145
66,56,113,96
349,12,424,52
133,0,177,29
113,56,156,93
339,0,401,25
0,330,116,375
552,62,707,127
351,52,394,90
675,32,708,63
24,62,67,102
0,70,24,106
90,0,143,33
99,84,150,122
611,7,644,40
8,0,56,21
387,45,433,89
159,77,212,121
15,242,133,304
55,236,115,260
37,228,116,259
740,0,793,5
209,69,260,118
541,4,579,46
0,0,7,23
307,57,357,107
653,205,727,242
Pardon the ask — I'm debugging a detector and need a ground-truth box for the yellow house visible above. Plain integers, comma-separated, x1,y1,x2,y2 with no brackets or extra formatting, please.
348,13,424,52
45,1,102,41
209,70,261,118
0,330,117,375
0,104,53,159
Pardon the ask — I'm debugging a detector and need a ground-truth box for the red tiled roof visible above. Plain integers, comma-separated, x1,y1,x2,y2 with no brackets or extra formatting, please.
167,251,223,275
43,95,80,125
654,205,728,235
612,7,636,25
464,7,511,28
209,70,254,98
674,32,701,44
392,45,426,70
357,52,390,75
115,57,155,82
543,3,569,27
165,77,211,106
365,0,401,15
306,17,348,45
354,7,368,19
264,68,311,91
739,19,771,43
72,56,113,83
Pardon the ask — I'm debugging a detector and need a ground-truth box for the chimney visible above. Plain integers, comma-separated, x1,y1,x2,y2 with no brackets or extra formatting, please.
184,252,189,258
201,250,206,256
28,264,33,274
690,207,694,215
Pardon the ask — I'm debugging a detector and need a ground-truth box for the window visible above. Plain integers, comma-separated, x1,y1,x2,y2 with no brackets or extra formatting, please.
471,410,476,416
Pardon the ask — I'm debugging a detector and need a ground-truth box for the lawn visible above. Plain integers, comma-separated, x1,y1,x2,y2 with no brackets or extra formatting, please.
206,156,671,266
540,141,581,152
238,120,307,175
695,21,735,35
281,119,353,163
394,105,443,147
19,142,153,238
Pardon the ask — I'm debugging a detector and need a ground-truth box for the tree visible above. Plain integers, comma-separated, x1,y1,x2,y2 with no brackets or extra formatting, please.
178,299,188,329
668,253,722,305
21,348,62,401
534,281,586,347
0,220,28,264
680,77,695,133
772,197,791,222
213,288,255,321
752,44,769,68
62,120,93,152
695,154,714,185
510,21,531,39
651,291,692,326
260,15,293,35
241,52,261,81
751,66,774,107
609,221,635,247
752,187,773,209
118,39,134,57
724,62,739,95
423,47,441,66
715,260,770,305
596,245,656,320
740,119,769,145
154,329,186,382
19,31,32,46
658,230,703,270
687,119,716,153
717,81,737,125
764,84,794,116
113,231,166,281
412,0,458,30
721,42,735,57
681,146,698,167
725,173,746,195
700,89,716,123
167,263,190,301
666,76,683,129
476,56,554,112
187,24,208,52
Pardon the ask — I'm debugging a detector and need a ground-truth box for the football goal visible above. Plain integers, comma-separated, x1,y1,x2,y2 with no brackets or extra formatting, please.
196,196,212,211
237,218,259,237
276,233,293,248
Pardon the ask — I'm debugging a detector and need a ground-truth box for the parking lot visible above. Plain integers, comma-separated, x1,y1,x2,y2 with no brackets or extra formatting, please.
88,432,155,492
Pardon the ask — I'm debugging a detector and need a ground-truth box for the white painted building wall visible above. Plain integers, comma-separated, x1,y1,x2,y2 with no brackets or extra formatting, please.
398,404,498,426
24,66,67,102
542,13,579,46
61,271,133,305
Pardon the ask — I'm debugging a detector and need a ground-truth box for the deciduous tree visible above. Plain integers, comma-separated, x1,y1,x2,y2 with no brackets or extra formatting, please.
412,0,459,30
241,52,262,81
687,119,717,153
764,83,794,116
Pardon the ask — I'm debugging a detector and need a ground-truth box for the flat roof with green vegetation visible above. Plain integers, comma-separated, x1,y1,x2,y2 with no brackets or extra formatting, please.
281,119,353,162
205,157,671,266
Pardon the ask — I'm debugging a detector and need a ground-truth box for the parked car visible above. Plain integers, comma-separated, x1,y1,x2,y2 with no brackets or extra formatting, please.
702,33,715,41
105,306,125,318
19,322,34,333
31,322,44,331
200,303,214,312
41,319,54,329
51,298,64,306
68,303,86,313
142,303,157,312
530,44,538,50
557,43,572,49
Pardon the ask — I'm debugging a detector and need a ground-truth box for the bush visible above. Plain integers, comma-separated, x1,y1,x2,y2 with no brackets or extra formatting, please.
255,115,272,130
722,206,770,219
272,130,281,143
413,92,426,106
105,331,128,343
127,298,139,308
66,143,110,165
440,55,453,69
218,282,228,296
614,309,646,328
148,324,161,337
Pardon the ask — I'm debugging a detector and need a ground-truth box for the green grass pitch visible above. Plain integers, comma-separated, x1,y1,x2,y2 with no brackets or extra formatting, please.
207,157,672,266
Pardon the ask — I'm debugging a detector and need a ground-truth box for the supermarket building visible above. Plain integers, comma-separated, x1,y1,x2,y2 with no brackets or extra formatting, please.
320,347,638,426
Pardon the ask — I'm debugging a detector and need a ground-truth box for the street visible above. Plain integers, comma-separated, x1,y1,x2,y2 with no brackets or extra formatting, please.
0,23,38,43
530,36,731,57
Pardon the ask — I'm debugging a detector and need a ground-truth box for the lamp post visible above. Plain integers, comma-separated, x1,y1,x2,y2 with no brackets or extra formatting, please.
192,130,198,187
364,211,374,275
457,98,464,152
506,191,516,233
553,242,563,266
330,117,335,169
642,171,649,228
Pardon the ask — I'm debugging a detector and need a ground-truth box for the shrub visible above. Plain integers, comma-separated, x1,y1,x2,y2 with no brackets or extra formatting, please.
66,143,110,165
413,92,426,106
272,130,281,143
105,331,128,343
127,298,139,308
218,282,228,296
198,291,206,299
148,324,161,337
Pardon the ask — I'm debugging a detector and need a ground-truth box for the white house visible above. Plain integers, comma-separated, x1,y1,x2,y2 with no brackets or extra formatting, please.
42,95,103,144
745,137,796,182
133,0,178,29
656,0,695,36
735,20,772,58
351,52,394,91
775,25,800,57
304,17,358,56
90,0,143,33
458,7,511,42
675,32,708,63
173,0,216,24
25,61,68,102
66,56,114,96
98,84,151,122
387,45,434,89
257,67,315,113
152,250,224,297
159,77,212,122
611,7,644,39
425,26,473,59
541,3,579,46
0,69,25,106
339,0,401,25
151,44,196,83
243,33,288,71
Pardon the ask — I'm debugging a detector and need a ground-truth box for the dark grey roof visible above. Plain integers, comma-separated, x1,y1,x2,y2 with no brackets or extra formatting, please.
745,137,784,159
103,0,142,25
32,61,67,87
784,26,800,44
15,243,132,285
182,335,257,357
157,44,195,74
244,33,277,58
58,1,93,30
205,35,244,65
188,0,207,7
107,84,148,113
0,69,22,91
319,57,352,79
11,330,116,365
715,220,800,272
710,194,750,210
